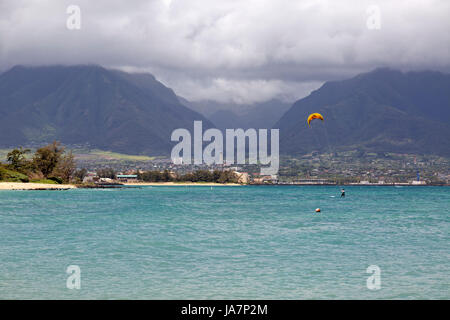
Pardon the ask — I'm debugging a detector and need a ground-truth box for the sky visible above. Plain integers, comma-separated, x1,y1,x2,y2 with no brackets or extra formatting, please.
0,0,449,104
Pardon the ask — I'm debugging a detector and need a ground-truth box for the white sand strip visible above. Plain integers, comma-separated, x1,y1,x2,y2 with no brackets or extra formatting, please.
0,182,77,190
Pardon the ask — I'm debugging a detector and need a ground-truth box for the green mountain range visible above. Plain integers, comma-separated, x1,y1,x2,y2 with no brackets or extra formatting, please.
0,65,212,155
1,66,449,157
275,68,450,156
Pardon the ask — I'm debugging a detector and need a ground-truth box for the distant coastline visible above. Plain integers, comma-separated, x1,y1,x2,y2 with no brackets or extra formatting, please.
0,182,243,190
123,182,242,186
2,181,449,190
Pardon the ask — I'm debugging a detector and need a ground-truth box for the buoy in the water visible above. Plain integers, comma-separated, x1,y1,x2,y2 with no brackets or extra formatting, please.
315,208,321,212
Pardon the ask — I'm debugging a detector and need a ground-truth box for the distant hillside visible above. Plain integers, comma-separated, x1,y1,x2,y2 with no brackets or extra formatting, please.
180,98,292,130
0,65,212,155
275,68,450,156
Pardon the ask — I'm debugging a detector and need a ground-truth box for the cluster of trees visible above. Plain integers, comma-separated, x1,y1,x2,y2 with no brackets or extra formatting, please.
138,169,238,183
2,142,241,185
96,168,117,179
73,168,88,181
2,141,78,183
138,170,171,182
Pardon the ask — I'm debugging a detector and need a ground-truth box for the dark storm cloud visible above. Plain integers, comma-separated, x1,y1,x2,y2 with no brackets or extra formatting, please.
1,0,449,103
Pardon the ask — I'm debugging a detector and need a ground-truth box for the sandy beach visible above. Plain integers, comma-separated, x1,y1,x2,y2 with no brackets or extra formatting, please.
0,182,77,190
123,182,242,186
0,182,242,189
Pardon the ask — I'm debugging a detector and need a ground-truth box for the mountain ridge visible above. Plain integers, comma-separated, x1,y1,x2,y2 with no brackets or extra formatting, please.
0,65,212,155
275,68,450,156
1,66,449,157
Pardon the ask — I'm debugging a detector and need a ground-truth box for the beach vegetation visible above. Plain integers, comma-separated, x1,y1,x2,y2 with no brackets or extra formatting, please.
32,141,65,177
51,151,76,183
0,164,29,182
6,147,31,172
73,168,88,181
138,169,238,183
1,141,76,184
97,168,117,179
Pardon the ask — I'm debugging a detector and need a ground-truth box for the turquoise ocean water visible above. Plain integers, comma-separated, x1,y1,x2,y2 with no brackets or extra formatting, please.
0,186,448,299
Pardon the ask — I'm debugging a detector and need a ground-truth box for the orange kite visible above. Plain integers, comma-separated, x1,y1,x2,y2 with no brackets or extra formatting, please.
307,113,324,127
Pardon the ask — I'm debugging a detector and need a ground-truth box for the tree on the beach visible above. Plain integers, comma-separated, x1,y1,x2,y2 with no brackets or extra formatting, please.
212,170,221,182
97,168,116,179
73,168,88,181
217,170,237,183
6,147,31,172
2,141,80,183
32,141,65,178
162,169,171,182
51,151,76,183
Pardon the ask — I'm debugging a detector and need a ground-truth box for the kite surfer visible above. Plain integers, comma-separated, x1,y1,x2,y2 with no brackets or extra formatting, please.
340,188,345,197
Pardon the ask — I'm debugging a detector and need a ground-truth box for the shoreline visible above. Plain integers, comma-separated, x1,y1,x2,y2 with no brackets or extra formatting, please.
0,182,77,190
123,182,242,186
1,182,447,190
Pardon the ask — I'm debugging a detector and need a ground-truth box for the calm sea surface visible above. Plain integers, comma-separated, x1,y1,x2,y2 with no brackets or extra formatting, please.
0,186,448,299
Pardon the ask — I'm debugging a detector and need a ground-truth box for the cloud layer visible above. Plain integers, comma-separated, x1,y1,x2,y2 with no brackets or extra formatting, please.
1,0,449,103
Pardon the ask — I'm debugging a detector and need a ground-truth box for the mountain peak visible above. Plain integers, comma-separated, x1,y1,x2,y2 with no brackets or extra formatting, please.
275,68,450,156
0,65,212,155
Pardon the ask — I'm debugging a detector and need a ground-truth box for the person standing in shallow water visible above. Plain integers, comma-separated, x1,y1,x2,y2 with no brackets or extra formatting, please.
341,188,345,197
